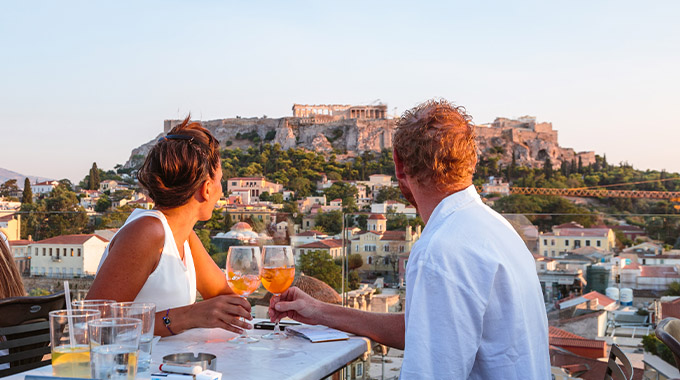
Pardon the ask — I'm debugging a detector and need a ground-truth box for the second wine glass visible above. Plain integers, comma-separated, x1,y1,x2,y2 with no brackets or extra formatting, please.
226,245,262,344
260,245,295,340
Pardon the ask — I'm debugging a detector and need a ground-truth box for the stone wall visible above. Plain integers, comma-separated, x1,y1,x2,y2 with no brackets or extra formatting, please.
22,276,94,300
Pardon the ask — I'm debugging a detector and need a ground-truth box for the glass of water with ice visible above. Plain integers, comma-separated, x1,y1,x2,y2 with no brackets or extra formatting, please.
88,318,142,380
111,302,156,372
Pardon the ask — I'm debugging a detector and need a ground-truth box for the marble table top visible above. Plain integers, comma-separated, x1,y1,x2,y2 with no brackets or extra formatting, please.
6,320,370,380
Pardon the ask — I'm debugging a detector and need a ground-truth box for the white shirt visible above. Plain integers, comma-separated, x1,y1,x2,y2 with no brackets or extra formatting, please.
402,186,550,379
97,209,196,311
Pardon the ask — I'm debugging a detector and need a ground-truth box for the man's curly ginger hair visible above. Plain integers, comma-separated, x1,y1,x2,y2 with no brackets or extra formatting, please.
393,99,477,192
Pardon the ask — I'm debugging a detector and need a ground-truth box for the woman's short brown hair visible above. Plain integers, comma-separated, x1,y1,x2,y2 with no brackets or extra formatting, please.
393,99,477,192
138,115,221,209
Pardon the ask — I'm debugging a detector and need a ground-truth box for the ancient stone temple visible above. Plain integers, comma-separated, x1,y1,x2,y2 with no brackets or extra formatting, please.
292,103,388,121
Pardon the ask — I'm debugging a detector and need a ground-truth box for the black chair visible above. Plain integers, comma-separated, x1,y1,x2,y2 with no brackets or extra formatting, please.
0,291,66,377
604,344,633,380
656,317,680,370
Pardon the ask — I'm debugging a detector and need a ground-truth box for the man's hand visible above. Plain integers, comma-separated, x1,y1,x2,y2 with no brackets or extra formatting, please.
268,286,323,325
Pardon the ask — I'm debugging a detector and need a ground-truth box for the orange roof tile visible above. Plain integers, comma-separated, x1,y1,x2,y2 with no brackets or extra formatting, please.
582,291,616,307
640,266,680,278
549,326,584,339
298,239,343,249
35,234,108,245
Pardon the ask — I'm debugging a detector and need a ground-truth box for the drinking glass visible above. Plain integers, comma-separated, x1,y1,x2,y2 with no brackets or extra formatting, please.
88,318,142,380
72,299,115,318
226,245,261,344
111,302,156,372
49,309,101,378
260,245,295,340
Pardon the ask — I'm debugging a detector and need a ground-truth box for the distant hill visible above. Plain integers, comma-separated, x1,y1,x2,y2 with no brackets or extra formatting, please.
0,168,52,187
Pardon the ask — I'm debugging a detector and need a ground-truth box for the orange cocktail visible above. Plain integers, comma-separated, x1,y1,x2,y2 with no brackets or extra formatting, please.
261,267,295,295
228,272,261,296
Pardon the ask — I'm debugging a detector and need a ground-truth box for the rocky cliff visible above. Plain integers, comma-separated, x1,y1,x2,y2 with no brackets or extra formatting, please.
124,116,594,170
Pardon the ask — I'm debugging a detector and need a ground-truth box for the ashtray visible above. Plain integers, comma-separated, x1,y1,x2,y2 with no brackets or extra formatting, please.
163,353,217,371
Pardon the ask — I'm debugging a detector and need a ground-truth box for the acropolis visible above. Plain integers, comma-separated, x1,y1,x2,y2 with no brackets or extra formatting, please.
292,103,388,121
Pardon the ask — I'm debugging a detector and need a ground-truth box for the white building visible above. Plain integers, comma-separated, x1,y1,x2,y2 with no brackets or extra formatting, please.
226,177,283,202
31,180,59,195
29,234,109,277
482,176,510,196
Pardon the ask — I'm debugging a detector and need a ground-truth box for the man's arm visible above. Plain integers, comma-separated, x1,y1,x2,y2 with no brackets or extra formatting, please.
269,287,405,349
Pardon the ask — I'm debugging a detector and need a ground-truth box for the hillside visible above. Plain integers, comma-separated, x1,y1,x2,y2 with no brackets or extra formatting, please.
0,167,51,186
123,115,593,171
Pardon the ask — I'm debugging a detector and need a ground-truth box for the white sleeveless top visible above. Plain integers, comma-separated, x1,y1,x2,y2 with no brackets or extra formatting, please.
96,209,197,311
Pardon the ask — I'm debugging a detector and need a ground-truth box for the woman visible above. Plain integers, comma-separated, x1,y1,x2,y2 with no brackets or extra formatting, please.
1,231,25,370
0,231,24,299
88,116,251,336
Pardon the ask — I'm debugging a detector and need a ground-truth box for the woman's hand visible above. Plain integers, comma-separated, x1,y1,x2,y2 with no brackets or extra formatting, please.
172,295,253,335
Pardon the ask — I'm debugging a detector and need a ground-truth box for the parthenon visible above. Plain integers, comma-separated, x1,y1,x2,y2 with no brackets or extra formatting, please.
292,103,388,120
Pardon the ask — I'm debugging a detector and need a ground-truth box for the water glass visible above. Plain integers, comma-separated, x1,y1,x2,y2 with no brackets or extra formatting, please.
111,302,156,372
49,309,101,378
88,318,142,380
72,299,115,318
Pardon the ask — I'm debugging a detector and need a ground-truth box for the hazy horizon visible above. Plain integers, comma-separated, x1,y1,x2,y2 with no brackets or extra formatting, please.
2,1,679,182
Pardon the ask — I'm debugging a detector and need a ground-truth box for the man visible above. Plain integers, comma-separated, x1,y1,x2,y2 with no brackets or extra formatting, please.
270,99,550,379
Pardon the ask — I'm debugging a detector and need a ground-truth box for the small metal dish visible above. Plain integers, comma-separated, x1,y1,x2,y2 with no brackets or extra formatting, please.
162,353,217,371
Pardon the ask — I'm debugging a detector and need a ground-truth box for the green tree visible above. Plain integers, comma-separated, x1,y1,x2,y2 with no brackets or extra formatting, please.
348,271,360,290
314,210,343,235
42,184,89,238
89,162,101,190
348,254,364,271
376,186,405,204
95,194,112,212
100,204,141,228
0,179,19,197
195,229,217,254
324,182,358,203
21,178,33,204
298,250,342,291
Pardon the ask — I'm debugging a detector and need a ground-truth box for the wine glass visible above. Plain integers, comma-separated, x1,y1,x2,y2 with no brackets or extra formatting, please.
226,245,262,344
260,245,295,340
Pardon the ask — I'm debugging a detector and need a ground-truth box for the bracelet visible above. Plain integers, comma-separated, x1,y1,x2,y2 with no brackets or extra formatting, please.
162,309,176,335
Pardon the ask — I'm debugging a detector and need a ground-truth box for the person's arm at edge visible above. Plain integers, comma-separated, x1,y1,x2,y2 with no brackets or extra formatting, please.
310,303,405,349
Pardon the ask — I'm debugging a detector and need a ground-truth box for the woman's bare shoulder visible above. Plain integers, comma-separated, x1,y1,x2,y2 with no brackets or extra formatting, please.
109,215,165,257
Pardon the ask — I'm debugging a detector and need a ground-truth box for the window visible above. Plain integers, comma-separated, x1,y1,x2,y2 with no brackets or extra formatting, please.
544,250,548,256
384,257,390,265
35,248,39,255
597,240,601,247
543,239,548,246
400,245,405,253
77,268,82,276
299,249,304,255
551,250,555,256
56,248,60,256
403,260,408,269
42,248,46,256
565,240,569,246
49,248,52,256
232,182,237,186
540,263,545,270
71,248,74,257
551,240,555,246
367,256,373,265
384,245,390,252
586,240,591,247
355,245,359,252
77,248,81,257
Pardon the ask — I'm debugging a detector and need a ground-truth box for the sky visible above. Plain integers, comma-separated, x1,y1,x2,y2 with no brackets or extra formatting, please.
1,1,679,183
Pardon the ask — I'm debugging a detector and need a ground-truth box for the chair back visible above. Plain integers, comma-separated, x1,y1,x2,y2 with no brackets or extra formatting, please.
0,291,67,377
603,344,633,380
655,317,680,370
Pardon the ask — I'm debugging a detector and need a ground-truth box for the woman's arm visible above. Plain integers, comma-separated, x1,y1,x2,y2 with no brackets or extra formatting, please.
190,230,235,298
87,217,164,301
